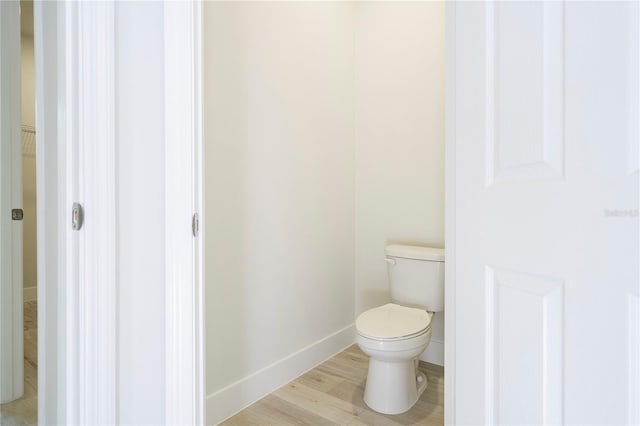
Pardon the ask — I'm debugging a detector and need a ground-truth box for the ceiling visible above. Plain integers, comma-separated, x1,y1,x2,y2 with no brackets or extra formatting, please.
21,0,33,37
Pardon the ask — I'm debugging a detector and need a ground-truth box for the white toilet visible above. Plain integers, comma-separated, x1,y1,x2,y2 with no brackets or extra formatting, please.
356,244,444,415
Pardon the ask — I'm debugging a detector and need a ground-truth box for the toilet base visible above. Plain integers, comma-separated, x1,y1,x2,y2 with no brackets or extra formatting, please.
363,358,428,415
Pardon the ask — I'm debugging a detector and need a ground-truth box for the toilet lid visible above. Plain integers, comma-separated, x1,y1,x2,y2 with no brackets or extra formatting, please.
356,303,432,340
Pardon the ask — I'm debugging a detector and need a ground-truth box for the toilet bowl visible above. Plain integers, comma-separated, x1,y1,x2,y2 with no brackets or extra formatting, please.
356,303,433,415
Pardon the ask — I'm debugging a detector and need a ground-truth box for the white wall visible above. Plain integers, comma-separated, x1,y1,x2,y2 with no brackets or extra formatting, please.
204,2,356,422
115,3,166,423
354,2,446,363
203,2,446,420
21,33,36,297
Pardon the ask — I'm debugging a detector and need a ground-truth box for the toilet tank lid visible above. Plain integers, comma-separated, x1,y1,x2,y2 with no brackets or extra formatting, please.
385,244,444,262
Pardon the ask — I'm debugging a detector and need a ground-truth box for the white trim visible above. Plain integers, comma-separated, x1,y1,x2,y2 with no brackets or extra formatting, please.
35,1,118,423
0,0,24,404
628,0,639,175
206,324,356,425
34,1,70,422
23,286,37,302
444,2,457,425
76,2,117,423
60,3,80,420
628,293,640,425
164,1,204,424
484,268,496,425
194,1,206,422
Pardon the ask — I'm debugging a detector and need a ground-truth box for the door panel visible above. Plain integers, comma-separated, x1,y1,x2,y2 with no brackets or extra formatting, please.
486,267,563,425
629,1,639,176
454,2,639,424
487,2,564,184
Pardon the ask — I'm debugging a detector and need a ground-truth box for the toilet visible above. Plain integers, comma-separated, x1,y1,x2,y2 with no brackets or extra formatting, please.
356,244,444,415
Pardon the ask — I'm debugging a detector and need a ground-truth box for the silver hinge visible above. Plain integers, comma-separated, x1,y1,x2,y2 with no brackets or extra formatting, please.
72,202,84,231
192,212,199,237
11,209,23,221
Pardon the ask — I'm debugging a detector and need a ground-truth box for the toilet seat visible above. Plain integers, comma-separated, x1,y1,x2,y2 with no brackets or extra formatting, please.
356,303,433,341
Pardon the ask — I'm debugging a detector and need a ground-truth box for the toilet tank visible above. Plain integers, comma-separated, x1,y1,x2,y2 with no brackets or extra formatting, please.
385,244,445,312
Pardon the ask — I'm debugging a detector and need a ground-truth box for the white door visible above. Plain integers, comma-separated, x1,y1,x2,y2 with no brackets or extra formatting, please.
0,0,24,405
450,1,639,424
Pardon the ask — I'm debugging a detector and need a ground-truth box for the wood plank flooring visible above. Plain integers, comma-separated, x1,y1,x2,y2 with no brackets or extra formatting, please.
0,301,38,426
0,310,444,426
222,345,444,425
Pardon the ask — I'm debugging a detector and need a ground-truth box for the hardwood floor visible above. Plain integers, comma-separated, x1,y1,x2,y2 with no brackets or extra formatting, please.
0,312,444,426
222,345,444,425
0,301,38,426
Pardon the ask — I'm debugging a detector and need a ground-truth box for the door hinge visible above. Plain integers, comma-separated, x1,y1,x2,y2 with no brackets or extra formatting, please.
192,212,199,237
72,202,84,231
11,209,23,221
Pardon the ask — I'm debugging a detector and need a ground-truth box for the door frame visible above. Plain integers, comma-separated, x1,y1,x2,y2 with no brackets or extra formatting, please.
164,2,205,424
34,1,204,423
34,1,68,421
444,2,456,424
35,1,107,422
0,0,24,405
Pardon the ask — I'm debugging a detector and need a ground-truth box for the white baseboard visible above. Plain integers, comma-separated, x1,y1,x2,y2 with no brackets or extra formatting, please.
206,324,355,425
23,285,37,302
420,339,444,366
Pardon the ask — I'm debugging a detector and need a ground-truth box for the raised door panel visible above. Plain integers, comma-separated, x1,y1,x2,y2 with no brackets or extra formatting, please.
629,1,639,175
628,294,640,425
485,267,563,425
486,2,564,186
